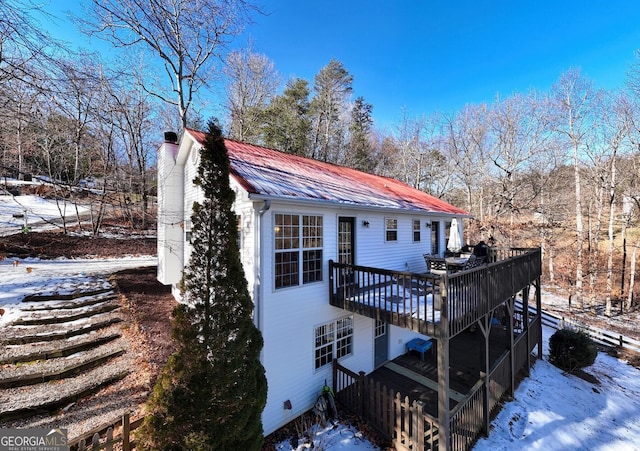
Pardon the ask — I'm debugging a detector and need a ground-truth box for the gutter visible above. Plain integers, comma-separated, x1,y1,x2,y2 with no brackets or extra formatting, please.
254,200,271,336
247,193,472,219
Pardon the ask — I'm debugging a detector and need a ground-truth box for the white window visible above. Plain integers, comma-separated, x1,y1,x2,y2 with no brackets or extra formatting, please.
185,219,192,243
413,219,421,242
385,218,398,242
274,214,323,289
314,316,353,369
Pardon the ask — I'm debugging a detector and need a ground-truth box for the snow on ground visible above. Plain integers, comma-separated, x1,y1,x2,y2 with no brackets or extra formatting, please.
0,194,89,236
274,422,380,450
0,256,156,327
2,255,640,450
473,325,640,451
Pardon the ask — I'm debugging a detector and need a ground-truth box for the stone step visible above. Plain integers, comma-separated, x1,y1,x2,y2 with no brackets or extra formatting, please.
0,364,131,423
0,344,126,389
1,314,123,345
20,293,118,311
0,331,121,364
11,301,121,326
21,287,114,303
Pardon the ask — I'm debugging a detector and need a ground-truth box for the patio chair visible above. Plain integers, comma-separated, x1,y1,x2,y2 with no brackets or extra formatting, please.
423,254,447,276
463,255,486,270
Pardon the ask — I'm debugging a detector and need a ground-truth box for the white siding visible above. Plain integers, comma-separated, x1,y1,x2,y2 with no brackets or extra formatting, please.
356,213,433,273
258,205,462,435
156,141,184,285
182,143,203,267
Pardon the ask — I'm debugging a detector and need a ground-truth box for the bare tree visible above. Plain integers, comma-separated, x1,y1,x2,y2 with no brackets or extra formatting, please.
79,0,258,128
486,92,555,232
50,55,102,184
104,67,157,229
224,47,279,143
591,92,632,316
552,68,599,310
0,0,61,86
442,104,490,218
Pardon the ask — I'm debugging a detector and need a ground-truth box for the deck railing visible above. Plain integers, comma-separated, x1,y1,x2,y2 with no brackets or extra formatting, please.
335,325,542,451
333,360,440,451
331,248,542,451
328,263,442,337
330,248,542,339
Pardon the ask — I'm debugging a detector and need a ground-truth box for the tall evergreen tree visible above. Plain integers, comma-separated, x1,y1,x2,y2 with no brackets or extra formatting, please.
348,96,374,172
262,77,311,155
309,59,353,162
138,120,267,450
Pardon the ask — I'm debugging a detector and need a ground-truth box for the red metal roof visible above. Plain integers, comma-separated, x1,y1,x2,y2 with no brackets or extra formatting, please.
184,129,468,215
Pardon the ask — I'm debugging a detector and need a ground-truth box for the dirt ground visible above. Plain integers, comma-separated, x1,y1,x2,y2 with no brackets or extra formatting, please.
0,229,157,259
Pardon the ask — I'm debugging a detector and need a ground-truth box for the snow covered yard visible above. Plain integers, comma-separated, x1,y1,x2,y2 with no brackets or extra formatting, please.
473,326,640,451
0,194,89,236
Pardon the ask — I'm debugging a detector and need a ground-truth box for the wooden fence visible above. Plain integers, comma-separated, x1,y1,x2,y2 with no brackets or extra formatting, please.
333,361,439,451
69,413,143,451
334,314,540,451
516,301,640,354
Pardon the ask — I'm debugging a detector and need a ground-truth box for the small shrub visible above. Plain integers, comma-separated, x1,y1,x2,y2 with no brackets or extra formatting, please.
549,328,597,373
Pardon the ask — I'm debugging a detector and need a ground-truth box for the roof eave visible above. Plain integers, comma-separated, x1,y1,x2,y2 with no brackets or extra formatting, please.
246,193,472,218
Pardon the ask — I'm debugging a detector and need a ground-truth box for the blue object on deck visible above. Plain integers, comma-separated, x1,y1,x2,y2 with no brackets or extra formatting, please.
406,337,433,361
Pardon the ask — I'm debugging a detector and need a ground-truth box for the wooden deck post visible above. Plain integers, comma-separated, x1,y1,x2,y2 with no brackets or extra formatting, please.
506,297,516,398
535,278,543,358
523,285,531,374
478,314,491,437
437,277,451,451
122,413,130,451
358,370,366,418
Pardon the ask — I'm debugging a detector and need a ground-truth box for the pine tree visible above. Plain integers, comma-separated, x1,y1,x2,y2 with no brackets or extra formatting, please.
138,120,267,450
262,77,311,155
348,96,374,172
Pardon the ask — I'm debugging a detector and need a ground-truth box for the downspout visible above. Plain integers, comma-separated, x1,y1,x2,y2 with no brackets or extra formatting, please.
254,200,271,336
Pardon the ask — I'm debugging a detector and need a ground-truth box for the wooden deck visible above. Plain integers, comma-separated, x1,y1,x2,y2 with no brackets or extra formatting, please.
331,247,543,451
369,325,515,418
329,248,541,339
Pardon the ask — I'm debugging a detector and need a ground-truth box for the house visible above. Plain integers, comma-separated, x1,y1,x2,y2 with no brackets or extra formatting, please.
156,129,543,450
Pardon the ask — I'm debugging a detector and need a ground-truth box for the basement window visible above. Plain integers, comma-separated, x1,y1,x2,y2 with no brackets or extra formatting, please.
314,316,353,370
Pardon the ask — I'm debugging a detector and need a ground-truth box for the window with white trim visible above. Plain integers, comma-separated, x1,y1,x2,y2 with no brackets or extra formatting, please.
413,219,421,242
314,316,353,369
185,219,192,243
385,218,398,242
274,213,323,289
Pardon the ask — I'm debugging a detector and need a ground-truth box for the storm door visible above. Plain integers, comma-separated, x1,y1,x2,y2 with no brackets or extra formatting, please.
374,320,388,367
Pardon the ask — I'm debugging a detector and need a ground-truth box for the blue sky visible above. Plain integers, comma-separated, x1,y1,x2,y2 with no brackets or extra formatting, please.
42,0,640,130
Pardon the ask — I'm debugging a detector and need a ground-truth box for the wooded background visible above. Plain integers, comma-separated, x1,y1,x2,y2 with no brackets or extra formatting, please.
2,0,639,316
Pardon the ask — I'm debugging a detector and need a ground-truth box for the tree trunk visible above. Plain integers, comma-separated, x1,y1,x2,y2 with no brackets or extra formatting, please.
621,218,628,297
627,242,638,312
573,140,584,310
605,156,616,317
